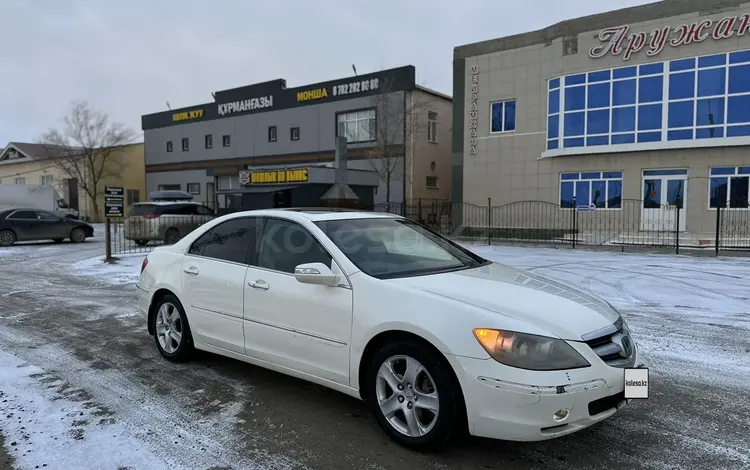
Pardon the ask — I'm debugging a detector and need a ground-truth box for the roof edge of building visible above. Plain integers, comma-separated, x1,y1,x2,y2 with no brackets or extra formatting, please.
453,0,746,60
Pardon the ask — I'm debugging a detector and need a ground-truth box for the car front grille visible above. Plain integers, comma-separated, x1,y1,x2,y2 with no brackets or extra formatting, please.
581,317,636,368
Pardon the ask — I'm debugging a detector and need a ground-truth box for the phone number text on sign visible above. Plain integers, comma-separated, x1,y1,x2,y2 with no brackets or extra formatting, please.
333,78,380,97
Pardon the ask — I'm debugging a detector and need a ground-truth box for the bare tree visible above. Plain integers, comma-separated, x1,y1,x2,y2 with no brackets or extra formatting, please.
38,100,137,221
358,77,436,208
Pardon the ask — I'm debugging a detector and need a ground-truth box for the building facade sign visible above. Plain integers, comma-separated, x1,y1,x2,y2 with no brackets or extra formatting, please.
172,108,204,122
590,13,750,61
297,88,329,102
217,96,274,116
468,65,479,156
239,168,309,185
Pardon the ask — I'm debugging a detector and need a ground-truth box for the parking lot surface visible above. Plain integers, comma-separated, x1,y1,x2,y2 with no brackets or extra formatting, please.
0,236,748,470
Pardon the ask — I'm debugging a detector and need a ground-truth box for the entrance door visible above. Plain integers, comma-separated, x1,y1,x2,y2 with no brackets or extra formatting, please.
640,169,688,232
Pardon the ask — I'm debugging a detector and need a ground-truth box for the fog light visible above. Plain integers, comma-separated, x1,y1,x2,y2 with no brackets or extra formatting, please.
553,409,570,421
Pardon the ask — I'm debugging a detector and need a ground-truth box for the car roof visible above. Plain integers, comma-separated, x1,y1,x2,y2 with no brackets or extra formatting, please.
134,201,204,206
221,208,401,223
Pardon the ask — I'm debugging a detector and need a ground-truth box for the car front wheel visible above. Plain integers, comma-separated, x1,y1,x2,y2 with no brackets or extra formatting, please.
366,340,464,451
152,294,193,362
70,227,86,243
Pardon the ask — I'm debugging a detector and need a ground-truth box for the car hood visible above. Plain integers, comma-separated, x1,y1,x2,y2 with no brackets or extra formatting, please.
393,262,620,340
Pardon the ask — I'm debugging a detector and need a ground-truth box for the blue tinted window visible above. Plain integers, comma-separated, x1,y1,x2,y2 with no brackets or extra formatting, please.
710,167,735,176
548,139,559,150
729,50,750,64
608,180,622,208
587,109,610,134
698,54,727,68
727,125,750,137
564,137,585,148
728,64,750,94
727,95,750,124
549,78,561,90
639,76,663,103
613,66,637,79
612,106,636,132
576,181,590,206
639,63,664,75
669,72,695,100
611,133,635,144
696,98,725,126
564,112,585,136
504,101,516,131
548,115,559,139
588,70,611,83
613,80,636,105
643,169,688,176
587,136,609,146
670,58,695,71
581,172,601,179
566,74,586,86
548,89,560,114
638,104,662,130
697,68,726,97
587,83,611,108
560,181,574,207
668,129,693,140
739,167,750,174
603,171,623,179
591,180,607,207
561,173,579,180
710,177,728,208
668,101,694,128
638,131,661,142
696,127,724,139
565,86,586,111
491,102,503,132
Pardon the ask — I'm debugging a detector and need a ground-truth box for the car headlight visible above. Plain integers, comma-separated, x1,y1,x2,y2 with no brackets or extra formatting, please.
473,329,590,371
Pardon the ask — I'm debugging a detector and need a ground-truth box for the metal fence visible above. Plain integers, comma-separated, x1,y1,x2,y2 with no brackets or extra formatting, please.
103,198,750,257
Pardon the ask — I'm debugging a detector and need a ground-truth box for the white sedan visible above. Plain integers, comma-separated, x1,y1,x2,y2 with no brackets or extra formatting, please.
136,209,644,450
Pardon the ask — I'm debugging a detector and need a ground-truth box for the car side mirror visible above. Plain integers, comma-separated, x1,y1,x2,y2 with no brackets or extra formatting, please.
294,262,337,286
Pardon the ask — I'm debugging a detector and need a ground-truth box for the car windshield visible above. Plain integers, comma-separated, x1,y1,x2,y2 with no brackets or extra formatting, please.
315,217,490,279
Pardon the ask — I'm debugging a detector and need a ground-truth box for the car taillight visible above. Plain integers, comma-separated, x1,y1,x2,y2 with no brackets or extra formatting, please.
141,257,148,274
143,214,160,219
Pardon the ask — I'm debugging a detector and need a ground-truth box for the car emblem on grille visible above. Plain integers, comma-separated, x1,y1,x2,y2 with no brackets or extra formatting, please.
611,333,633,358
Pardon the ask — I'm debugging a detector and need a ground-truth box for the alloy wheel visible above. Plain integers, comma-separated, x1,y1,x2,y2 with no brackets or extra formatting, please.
375,355,440,438
71,228,85,242
0,230,14,246
155,302,183,354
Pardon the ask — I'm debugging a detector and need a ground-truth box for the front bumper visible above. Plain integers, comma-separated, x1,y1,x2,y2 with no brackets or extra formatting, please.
452,341,643,442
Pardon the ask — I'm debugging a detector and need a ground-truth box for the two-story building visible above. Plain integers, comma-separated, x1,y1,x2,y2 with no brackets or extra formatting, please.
453,0,750,241
141,65,453,212
0,142,146,221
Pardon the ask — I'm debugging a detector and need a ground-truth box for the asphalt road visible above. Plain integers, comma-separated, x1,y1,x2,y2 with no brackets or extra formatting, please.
0,237,748,470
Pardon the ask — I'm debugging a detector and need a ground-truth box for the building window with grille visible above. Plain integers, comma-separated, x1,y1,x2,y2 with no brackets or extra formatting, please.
427,111,438,143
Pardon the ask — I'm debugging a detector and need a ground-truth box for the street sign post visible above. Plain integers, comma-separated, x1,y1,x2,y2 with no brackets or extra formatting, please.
104,186,124,262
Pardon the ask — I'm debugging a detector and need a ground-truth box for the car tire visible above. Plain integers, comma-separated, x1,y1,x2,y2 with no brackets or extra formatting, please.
164,228,180,245
0,229,15,247
151,294,194,362
69,227,86,243
53,239,64,243
135,240,149,247
366,340,464,451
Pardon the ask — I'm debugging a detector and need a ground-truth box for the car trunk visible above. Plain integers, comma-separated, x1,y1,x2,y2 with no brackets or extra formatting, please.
125,204,161,238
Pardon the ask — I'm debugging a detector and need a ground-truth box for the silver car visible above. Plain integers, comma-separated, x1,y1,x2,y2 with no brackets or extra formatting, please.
124,202,215,246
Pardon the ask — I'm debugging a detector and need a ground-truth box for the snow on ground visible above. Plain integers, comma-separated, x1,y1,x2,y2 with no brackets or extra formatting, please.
464,243,750,389
68,254,145,285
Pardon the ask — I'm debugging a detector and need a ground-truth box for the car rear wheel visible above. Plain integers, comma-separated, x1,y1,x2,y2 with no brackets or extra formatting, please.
366,340,464,451
152,294,193,362
70,227,86,243
164,228,180,245
0,230,15,247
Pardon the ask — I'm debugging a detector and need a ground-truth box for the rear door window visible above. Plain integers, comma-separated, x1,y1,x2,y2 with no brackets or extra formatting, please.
127,204,160,217
164,204,199,216
8,210,38,219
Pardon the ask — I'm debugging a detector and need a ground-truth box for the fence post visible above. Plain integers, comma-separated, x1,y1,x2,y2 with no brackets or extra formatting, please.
487,198,492,246
105,218,113,263
715,203,721,256
675,205,680,255
571,197,577,249
418,198,422,224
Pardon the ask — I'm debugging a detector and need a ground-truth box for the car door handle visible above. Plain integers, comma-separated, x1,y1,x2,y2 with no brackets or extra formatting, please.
183,266,199,276
248,280,269,291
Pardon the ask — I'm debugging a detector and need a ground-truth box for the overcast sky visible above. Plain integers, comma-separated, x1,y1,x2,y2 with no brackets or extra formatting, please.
0,0,657,145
